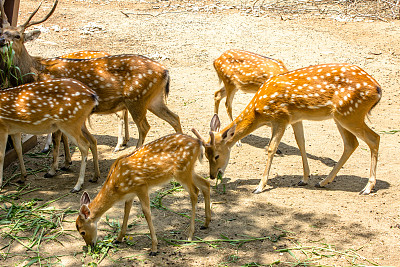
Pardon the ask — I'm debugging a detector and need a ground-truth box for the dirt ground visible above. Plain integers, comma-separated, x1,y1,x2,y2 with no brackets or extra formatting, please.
1,0,400,266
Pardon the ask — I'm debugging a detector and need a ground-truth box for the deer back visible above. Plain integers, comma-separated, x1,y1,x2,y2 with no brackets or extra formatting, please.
59,51,110,59
214,49,288,93
99,133,202,197
39,55,168,114
0,78,98,134
237,63,382,124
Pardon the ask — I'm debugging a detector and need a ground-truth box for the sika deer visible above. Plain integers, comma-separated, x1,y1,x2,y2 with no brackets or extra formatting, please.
0,78,100,192
76,133,211,255
40,51,129,154
213,49,288,122
0,0,182,151
194,63,381,195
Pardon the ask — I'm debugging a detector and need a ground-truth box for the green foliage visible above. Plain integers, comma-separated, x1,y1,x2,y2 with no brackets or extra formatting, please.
381,129,400,134
0,42,26,89
0,186,74,265
81,233,118,267
150,181,184,210
276,240,380,266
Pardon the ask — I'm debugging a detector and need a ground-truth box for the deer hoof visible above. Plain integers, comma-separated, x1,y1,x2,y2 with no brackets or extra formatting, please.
297,181,308,186
252,187,263,194
60,166,71,171
16,178,25,184
315,183,324,188
44,173,55,178
149,251,158,256
359,188,373,195
70,188,81,193
41,148,50,153
200,225,208,230
89,177,98,183
113,239,122,244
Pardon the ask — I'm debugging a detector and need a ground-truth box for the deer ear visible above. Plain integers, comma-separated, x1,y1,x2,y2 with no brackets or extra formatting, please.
79,204,91,220
210,114,220,132
23,30,41,42
80,191,91,206
221,124,236,141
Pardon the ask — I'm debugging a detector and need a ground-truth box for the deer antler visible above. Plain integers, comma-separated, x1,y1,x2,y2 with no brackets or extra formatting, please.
191,128,207,145
0,0,10,27
21,0,58,30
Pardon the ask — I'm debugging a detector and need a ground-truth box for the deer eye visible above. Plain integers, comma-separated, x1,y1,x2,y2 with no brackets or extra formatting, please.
214,155,219,160
80,231,86,236
14,35,20,39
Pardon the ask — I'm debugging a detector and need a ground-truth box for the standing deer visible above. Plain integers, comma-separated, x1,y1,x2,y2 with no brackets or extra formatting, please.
193,63,381,195
40,51,131,154
0,0,182,152
0,78,100,192
76,133,211,255
213,49,288,122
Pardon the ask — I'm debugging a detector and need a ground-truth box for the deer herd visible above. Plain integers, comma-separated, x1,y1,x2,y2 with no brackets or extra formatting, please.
0,0,382,255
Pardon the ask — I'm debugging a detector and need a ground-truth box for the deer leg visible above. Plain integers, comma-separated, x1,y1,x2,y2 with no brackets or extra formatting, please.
253,124,286,194
335,120,380,195
61,128,90,193
317,122,359,189
114,110,129,152
136,187,158,256
125,104,150,148
116,199,133,242
42,133,52,153
225,86,238,123
356,124,380,195
10,134,27,183
193,173,211,229
184,178,199,240
81,124,100,182
148,97,182,134
214,86,226,115
291,121,311,186
61,133,72,171
45,130,62,178
0,131,7,188
224,86,243,146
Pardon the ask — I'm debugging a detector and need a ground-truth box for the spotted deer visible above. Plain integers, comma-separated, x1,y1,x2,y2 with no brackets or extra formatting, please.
40,51,132,154
76,133,211,255
0,78,100,192
0,0,182,152
213,49,288,122
194,63,381,195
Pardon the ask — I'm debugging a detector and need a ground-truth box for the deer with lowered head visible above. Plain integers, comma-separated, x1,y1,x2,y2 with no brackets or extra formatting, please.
193,63,381,195
0,0,182,153
76,133,211,255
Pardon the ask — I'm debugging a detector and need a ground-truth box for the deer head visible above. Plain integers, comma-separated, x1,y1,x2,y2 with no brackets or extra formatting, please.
0,0,59,85
192,114,236,180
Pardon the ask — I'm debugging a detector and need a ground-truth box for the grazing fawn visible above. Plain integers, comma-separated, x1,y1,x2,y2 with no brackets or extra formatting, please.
0,78,100,192
76,133,211,255
194,63,381,195
0,0,182,152
213,49,288,122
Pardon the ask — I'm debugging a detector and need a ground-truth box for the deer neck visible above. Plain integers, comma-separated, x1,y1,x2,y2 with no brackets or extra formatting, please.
87,188,118,222
12,47,43,82
223,108,262,148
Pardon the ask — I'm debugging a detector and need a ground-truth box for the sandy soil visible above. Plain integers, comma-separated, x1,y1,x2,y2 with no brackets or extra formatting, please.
1,0,400,266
